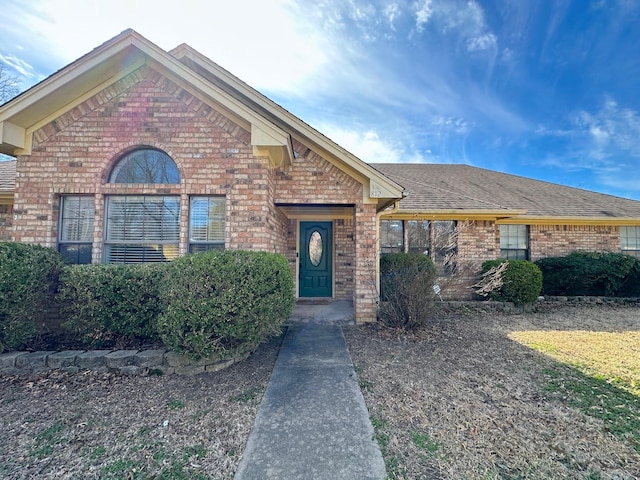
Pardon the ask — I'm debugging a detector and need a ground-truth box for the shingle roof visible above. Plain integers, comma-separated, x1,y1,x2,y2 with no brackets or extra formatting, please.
371,163,640,220
0,160,15,192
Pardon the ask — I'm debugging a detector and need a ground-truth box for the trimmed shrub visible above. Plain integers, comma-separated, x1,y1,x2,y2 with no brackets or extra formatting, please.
58,264,163,346
0,242,66,353
535,252,640,297
378,252,438,330
481,259,543,306
157,250,294,360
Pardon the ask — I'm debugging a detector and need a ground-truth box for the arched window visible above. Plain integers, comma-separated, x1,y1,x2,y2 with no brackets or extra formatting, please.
104,148,181,263
109,148,180,184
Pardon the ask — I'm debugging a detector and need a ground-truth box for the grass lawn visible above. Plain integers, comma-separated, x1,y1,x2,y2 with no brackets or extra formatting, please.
510,327,640,454
345,304,640,479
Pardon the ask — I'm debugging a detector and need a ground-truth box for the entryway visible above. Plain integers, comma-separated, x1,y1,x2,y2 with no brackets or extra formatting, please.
299,221,332,298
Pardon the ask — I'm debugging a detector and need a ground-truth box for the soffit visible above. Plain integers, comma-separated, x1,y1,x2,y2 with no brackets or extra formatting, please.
276,204,355,220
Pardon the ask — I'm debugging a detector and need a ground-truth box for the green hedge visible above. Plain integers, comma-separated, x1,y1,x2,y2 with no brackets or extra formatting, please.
0,243,66,353
535,252,640,297
157,250,294,360
481,259,543,306
58,264,164,346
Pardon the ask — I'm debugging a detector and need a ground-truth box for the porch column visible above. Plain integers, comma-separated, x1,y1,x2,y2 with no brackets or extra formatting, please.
353,202,378,323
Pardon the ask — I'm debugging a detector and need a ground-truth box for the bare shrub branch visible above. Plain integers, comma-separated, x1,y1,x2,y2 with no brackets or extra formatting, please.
0,65,21,103
472,261,508,297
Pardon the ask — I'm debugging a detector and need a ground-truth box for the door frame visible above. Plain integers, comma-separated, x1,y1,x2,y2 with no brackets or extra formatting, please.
297,220,334,298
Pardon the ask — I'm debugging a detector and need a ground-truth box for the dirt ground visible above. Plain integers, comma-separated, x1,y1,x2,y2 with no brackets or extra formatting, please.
1,304,639,479
344,303,640,479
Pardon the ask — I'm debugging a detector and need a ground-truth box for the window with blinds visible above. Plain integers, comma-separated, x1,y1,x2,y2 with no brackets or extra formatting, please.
407,220,430,255
189,196,225,252
104,195,180,263
58,196,95,264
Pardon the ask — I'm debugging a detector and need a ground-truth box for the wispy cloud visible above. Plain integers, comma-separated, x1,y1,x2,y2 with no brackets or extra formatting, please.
317,124,433,164
572,96,640,158
0,54,37,79
467,32,497,52
539,96,640,168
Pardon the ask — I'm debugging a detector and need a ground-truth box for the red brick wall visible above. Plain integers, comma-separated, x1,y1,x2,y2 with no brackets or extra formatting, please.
335,218,355,300
458,220,499,267
529,224,620,260
12,64,365,311
354,203,378,322
0,203,12,241
457,222,622,264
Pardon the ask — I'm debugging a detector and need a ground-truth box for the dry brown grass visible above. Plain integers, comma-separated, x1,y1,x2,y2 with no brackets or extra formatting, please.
2,304,639,479
344,304,640,480
0,336,281,479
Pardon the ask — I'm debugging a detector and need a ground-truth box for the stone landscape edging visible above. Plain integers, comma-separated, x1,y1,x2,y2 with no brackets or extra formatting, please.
0,348,250,377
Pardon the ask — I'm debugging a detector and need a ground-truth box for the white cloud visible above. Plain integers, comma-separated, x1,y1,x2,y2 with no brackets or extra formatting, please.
318,124,428,164
0,54,37,79
384,3,401,29
467,33,497,52
572,96,640,158
2,0,330,95
414,0,434,32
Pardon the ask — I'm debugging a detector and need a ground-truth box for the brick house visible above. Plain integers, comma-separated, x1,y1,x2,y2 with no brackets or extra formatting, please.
1,30,640,322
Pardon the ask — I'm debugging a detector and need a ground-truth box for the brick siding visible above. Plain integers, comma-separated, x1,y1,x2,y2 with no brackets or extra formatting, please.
0,203,12,241
12,64,372,319
529,224,620,260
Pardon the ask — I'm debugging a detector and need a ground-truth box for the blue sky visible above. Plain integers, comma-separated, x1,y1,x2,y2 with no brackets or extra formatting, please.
2,0,640,199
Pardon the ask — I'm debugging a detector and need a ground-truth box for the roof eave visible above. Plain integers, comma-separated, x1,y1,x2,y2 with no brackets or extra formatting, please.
496,216,640,226
382,209,528,220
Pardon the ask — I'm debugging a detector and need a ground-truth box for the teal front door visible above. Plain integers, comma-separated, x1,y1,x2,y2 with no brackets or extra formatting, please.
299,221,333,297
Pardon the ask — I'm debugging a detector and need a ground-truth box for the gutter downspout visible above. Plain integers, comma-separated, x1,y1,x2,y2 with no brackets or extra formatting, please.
375,200,400,299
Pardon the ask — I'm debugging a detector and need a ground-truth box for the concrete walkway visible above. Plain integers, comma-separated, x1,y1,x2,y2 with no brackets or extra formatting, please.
234,322,386,480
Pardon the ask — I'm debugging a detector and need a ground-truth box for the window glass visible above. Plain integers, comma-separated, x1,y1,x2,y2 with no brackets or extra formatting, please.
58,196,94,264
380,220,404,254
380,219,458,273
104,195,180,263
500,224,529,260
407,220,429,254
433,221,457,270
621,226,640,257
109,148,180,184
189,196,225,252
